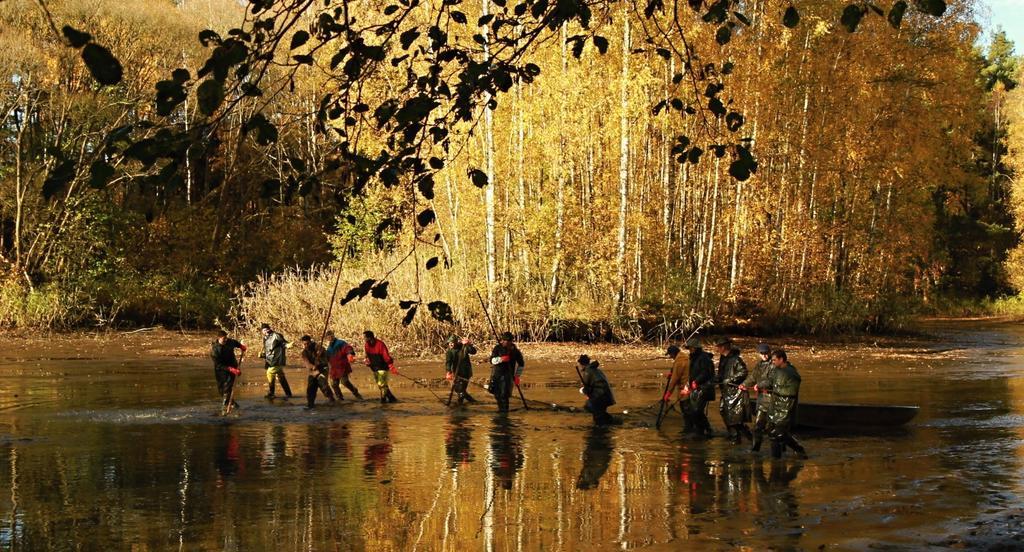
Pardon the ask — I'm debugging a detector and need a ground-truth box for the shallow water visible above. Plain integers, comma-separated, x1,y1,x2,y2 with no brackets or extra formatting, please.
0,321,1022,550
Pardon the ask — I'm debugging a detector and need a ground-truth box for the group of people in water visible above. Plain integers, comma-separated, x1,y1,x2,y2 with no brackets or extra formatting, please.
209,325,807,459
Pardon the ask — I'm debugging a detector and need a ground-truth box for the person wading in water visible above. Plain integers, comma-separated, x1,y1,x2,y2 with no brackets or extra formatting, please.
715,337,752,444
445,335,477,405
211,330,246,411
747,343,775,452
765,349,808,459
488,332,525,413
577,355,618,425
666,338,715,437
363,331,398,403
259,323,292,400
325,330,362,400
298,335,336,409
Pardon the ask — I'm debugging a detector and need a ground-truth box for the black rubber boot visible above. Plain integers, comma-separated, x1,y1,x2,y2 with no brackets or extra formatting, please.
385,388,398,403
786,435,808,459
278,372,293,398
306,376,319,408
770,440,783,459
751,434,763,452
331,381,344,400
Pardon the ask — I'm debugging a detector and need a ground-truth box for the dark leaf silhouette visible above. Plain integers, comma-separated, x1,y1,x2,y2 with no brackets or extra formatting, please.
841,4,866,33
913,0,946,16
197,79,225,116
782,6,800,28
42,160,76,200
417,208,436,227
371,281,389,299
888,0,908,27
62,25,91,48
89,160,115,189
427,301,454,323
468,168,489,188
81,43,123,86
290,30,310,50
402,305,418,326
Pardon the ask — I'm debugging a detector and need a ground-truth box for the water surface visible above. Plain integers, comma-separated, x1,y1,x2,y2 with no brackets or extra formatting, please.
0,321,1022,550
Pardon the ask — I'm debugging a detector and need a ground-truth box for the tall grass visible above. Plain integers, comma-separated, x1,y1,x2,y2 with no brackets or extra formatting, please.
0,278,84,328
235,252,510,355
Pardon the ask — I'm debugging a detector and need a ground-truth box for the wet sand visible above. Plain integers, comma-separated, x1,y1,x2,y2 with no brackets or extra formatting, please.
0,320,1022,550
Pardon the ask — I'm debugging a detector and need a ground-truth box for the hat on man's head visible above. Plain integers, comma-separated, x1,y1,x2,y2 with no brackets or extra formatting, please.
578,354,591,366
500,331,514,341
684,338,701,349
756,343,770,354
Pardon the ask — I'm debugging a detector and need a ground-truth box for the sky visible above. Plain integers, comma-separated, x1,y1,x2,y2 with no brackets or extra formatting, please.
980,0,1024,51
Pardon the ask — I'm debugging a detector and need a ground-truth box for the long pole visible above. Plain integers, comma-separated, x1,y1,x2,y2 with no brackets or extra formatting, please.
475,289,528,410
316,246,351,365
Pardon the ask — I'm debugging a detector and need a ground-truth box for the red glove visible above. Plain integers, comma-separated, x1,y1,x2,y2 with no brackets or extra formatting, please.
239,345,248,353
663,392,672,402
501,355,512,363
514,376,521,386
228,366,241,376
663,371,672,378
738,385,747,391
753,384,759,393
445,372,454,382
389,364,398,375
690,381,698,390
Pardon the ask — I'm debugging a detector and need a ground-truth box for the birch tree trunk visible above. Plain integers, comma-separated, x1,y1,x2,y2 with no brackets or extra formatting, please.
483,0,496,306
615,14,630,310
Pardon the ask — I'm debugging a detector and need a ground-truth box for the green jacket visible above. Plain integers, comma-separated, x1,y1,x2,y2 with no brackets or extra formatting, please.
767,362,801,428
748,359,774,413
445,343,476,379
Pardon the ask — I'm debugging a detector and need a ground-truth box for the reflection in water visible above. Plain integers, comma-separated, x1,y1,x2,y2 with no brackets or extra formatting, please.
0,321,1022,549
445,412,475,469
488,415,524,491
576,426,614,490
363,419,393,478
214,425,242,479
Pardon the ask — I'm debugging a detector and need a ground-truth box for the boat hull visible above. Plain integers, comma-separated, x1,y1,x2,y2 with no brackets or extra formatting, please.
750,400,919,430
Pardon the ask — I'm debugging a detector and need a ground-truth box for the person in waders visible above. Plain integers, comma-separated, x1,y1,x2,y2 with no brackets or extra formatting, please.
488,332,524,413
363,331,398,403
765,349,808,459
577,355,618,425
211,330,246,410
259,323,293,399
298,335,335,409
325,331,362,400
666,338,715,437
715,337,752,444
665,345,692,432
747,343,775,452
445,335,477,404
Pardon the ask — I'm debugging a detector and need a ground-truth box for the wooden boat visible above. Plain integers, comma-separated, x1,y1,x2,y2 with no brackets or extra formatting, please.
751,399,919,430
